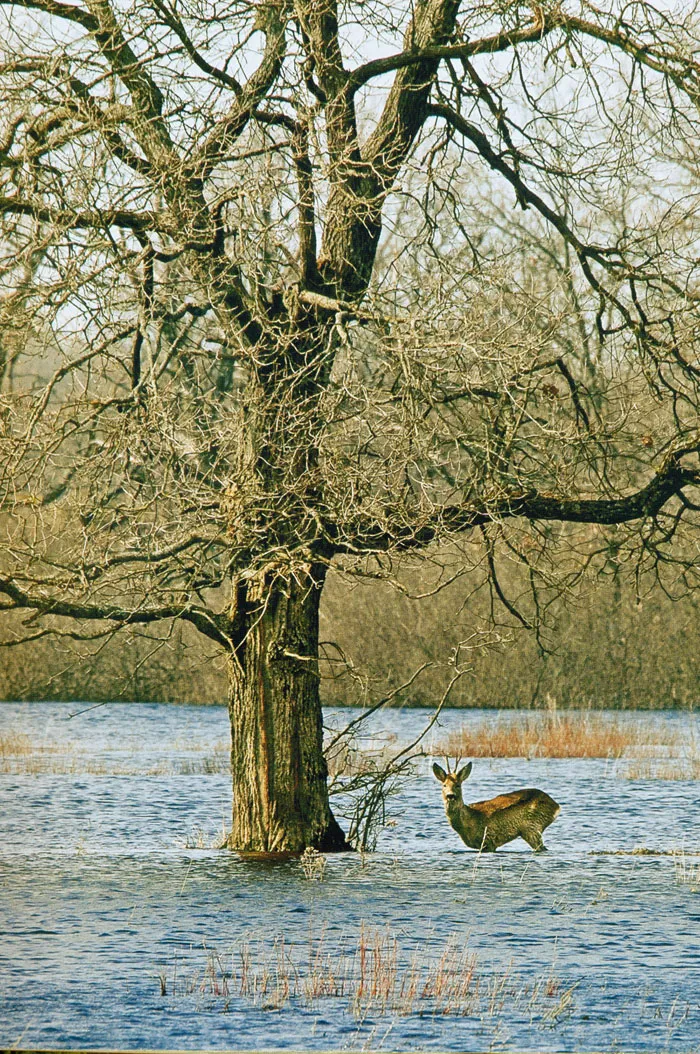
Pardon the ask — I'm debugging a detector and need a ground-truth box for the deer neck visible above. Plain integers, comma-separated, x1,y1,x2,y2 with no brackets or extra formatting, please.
445,797,485,849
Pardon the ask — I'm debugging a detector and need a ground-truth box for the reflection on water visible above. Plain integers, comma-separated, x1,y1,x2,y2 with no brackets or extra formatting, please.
1,701,699,1051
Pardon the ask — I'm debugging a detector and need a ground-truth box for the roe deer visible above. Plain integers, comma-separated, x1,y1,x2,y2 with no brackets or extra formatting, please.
433,760,560,852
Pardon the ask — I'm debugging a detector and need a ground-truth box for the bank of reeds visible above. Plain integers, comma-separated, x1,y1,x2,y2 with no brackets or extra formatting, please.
0,732,36,755
432,712,677,760
2,712,693,777
163,927,574,1025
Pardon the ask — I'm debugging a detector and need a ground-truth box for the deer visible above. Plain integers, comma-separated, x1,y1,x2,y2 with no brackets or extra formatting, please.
433,760,560,852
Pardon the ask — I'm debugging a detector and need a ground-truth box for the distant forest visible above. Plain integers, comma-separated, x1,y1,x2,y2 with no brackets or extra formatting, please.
2,557,696,710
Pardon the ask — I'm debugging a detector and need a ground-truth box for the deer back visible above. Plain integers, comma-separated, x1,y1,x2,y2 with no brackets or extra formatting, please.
469,788,560,850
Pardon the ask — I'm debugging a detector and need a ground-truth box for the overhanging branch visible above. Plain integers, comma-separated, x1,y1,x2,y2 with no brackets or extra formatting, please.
347,9,700,103
346,16,556,95
425,102,611,267
0,576,233,648
0,195,171,233
331,449,700,555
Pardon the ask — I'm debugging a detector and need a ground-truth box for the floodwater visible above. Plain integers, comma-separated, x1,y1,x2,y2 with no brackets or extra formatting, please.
1,702,700,1052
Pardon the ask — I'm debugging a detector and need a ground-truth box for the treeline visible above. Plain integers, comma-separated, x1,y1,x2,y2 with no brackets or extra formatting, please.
1,563,696,709
319,569,699,711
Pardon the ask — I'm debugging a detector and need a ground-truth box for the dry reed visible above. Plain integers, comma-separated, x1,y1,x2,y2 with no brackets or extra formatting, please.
618,736,700,780
0,732,38,755
620,759,700,780
432,712,676,760
674,853,700,891
166,927,573,1025
0,726,230,775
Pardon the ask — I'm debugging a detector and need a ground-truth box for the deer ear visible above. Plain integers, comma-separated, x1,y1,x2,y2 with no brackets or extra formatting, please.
432,763,448,783
455,762,472,784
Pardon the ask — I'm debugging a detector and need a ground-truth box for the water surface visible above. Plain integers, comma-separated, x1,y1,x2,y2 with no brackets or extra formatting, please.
1,702,699,1051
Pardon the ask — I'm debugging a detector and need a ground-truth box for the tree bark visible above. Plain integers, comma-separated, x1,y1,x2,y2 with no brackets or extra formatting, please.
226,567,351,855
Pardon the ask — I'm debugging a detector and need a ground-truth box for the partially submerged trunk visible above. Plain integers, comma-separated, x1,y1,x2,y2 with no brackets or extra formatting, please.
226,567,351,855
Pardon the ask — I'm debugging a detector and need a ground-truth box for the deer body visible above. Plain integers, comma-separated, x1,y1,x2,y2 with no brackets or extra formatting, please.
433,762,560,852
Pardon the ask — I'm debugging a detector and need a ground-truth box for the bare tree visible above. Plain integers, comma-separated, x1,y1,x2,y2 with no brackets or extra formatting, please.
1,0,700,853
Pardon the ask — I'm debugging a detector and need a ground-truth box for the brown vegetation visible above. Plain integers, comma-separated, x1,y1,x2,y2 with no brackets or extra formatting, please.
674,854,700,892
432,712,678,760
0,727,230,775
320,567,700,711
2,712,694,779
618,756,700,781
0,616,226,705
165,927,574,1024
2,568,698,710
0,731,35,755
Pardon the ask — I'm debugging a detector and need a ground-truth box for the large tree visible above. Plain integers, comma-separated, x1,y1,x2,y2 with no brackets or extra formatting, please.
1,0,700,853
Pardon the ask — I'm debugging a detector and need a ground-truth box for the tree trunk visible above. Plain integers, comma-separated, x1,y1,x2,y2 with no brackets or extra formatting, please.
226,567,351,855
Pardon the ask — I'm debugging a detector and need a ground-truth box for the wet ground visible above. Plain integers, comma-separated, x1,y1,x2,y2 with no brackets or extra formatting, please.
1,702,699,1051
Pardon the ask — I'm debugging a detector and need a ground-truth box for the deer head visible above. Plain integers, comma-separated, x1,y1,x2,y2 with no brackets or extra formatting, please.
433,760,473,804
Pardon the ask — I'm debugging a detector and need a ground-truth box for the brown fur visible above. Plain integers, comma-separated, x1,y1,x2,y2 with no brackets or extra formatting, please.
433,762,560,852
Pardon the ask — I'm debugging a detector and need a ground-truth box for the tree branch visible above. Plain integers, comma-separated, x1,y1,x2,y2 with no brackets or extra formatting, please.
292,121,319,286
331,448,700,555
0,0,99,33
363,0,461,186
0,195,171,233
319,0,464,296
0,575,233,647
347,9,700,104
131,244,154,388
194,1,288,177
564,9,700,104
151,0,243,96
65,74,153,177
425,102,610,265
347,15,555,95
0,0,183,171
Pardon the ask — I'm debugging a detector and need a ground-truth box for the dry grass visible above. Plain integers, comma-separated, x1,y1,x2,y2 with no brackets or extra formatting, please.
433,712,677,760
0,726,230,775
0,753,229,775
0,731,67,771
0,732,39,755
181,822,229,850
674,853,700,892
591,848,700,857
618,752,700,781
299,846,327,880
164,927,574,1025
3,714,691,779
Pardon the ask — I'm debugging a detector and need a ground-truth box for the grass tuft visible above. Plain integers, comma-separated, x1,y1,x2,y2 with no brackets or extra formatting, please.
163,927,575,1026
618,755,700,780
0,732,32,755
674,852,700,892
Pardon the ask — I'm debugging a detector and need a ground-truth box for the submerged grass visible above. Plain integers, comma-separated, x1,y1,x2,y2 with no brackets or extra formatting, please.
0,731,38,755
163,927,574,1027
2,713,694,777
591,848,700,857
674,852,700,892
0,727,230,775
618,756,700,780
433,712,679,760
